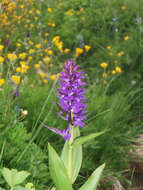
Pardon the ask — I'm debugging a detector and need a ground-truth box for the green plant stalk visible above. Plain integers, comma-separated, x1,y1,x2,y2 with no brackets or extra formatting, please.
68,124,74,182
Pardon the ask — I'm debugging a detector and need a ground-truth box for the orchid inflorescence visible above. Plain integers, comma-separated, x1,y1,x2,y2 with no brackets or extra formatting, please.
42,59,87,140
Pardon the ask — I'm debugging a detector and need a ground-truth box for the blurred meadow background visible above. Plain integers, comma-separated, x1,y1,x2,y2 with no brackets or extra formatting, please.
0,0,143,189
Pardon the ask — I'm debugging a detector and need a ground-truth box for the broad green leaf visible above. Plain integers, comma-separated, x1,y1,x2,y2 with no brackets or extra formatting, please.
72,131,106,148
61,127,82,184
48,144,73,190
13,186,28,190
79,164,105,190
1,168,30,188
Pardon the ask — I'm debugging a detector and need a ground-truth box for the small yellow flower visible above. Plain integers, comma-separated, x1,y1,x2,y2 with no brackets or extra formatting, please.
124,36,129,41
45,33,49,37
29,41,34,45
121,5,126,10
0,56,4,63
28,56,32,61
29,49,35,54
114,60,118,64
107,45,111,50
75,48,84,57
35,44,41,49
102,72,107,78
34,17,38,21
52,36,60,43
16,67,22,73
50,75,56,80
47,8,52,12
0,78,5,86
34,64,40,69
20,4,24,9
44,40,47,44
111,70,116,74
16,43,21,47
40,73,46,78
43,79,48,84
44,56,50,64
19,52,27,59
100,62,108,69
12,75,20,85
109,52,113,56
7,53,17,61
36,10,40,15
84,45,91,52
64,48,70,53
51,23,56,27
115,66,122,73
0,45,4,51
6,34,10,38
48,50,53,55
117,51,124,57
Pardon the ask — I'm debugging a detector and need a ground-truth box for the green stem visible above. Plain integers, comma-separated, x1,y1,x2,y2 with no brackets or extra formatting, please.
68,125,74,182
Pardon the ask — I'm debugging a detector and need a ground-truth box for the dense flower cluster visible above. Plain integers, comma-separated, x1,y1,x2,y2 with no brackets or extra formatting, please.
42,59,87,140
57,59,87,128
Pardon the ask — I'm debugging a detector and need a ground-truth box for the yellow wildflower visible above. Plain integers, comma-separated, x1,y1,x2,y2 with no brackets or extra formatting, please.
50,75,56,80
47,8,52,12
36,10,40,15
48,50,53,55
40,73,46,78
124,36,129,41
28,56,32,61
16,43,21,47
35,44,41,49
51,23,56,27
109,52,113,56
0,78,5,86
19,52,27,59
75,48,84,57
0,45,4,51
45,33,49,37
7,53,17,61
64,48,70,53
44,56,50,64
16,67,22,73
102,73,107,78
0,56,4,63
43,79,48,84
111,70,116,74
117,51,124,57
115,66,122,73
100,62,108,68
52,36,60,43
29,49,35,54
34,17,38,21
35,64,40,69
114,60,118,64
107,45,111,50
29,41,34,45
84,45,91,52
12,75,20,85
20,4,24,9
121,5,126,10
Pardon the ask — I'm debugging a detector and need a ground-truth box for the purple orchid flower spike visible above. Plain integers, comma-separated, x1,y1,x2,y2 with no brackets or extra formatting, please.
42,59,87,140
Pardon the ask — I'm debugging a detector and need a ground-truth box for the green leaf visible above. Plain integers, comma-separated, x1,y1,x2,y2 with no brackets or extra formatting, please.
79,164,105,190
13,186,28,190
72,131,106,148
48,144,73,190
1,168,30,188
61,127,82,184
